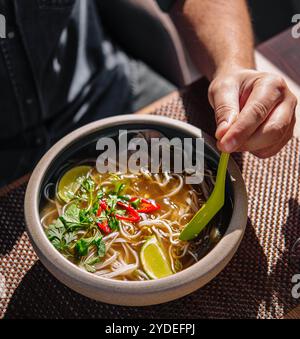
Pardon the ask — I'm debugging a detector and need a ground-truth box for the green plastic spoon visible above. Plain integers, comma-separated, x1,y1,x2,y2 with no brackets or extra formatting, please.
179,152,230,241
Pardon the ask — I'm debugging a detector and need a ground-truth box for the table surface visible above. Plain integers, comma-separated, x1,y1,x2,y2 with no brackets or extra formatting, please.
1,27,300,319
258,27,300,319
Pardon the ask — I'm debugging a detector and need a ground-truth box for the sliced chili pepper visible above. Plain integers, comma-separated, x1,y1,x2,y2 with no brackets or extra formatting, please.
100,199,108,210
130,197,160,214
97,199,108,217
97,219,111,234
96,206,102,217
115,201,141,223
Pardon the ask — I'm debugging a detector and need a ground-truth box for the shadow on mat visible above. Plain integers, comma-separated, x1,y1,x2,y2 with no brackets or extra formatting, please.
0,183,27,256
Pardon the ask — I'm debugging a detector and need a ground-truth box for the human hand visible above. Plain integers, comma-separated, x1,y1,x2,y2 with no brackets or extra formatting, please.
208,68,297,158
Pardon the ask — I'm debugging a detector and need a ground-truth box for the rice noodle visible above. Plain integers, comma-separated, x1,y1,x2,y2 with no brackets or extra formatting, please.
160,174,183,198
121,243,130,263
168,245,176,272
43,183,56,205
139,219,180,245
101,264,138,279
103,232,119,242
135,269,150,281
94,269,111,276
188,250,198,263
55,200,63,217
62,201,76,215
95,253,118,270
154,172,171,187
119,222,142,240
124,243,140,266
105,233,120,252
41,209,57,229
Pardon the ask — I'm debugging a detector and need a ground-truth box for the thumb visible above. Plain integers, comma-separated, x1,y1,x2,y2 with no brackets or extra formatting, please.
208,81,240,140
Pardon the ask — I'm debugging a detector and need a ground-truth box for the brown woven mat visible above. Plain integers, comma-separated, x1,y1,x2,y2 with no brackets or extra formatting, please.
1,86,300,319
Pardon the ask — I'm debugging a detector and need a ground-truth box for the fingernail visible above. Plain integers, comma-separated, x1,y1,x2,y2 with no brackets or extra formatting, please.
222,138,237,153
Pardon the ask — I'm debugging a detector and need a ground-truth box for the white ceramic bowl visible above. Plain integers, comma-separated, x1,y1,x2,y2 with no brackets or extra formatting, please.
25,114,247,306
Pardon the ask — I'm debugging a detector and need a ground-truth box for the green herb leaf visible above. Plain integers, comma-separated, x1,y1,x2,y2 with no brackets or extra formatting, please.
51,238,65,251
47,218,65,241
60,204,90,231
115,182,126,195
118,195,131,201
83,256,100,273
106,195,118,213
94,237,106,257
64,232,77,246
108,216,120,231
92,202,100,215
97,190,104,200
131,198,141,209
63,204,81,223
115,209,126,215
75,239,90,257
81,177,95,192
79,209,93,224
46,218,76,252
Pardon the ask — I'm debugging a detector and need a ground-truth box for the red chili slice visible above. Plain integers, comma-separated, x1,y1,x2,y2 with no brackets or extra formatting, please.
97,199,108,217
130,197,160,214
115,201,141,223
100,199,108,210
96,206,102,217
97,219,111,234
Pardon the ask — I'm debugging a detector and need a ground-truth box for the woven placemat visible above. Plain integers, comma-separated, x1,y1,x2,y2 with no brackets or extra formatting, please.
1,87,300,319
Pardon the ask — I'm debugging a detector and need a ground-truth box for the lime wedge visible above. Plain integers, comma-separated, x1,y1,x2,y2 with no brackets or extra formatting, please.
57,166,91,203
140,236,173,280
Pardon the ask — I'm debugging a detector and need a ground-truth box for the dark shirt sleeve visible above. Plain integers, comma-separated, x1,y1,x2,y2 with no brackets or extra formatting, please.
155,0,176,12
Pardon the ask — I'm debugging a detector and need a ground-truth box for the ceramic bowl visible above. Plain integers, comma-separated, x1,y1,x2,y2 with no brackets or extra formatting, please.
24,114,247,306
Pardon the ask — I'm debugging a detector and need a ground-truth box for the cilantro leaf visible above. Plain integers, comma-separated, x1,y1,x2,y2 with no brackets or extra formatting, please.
60,204,90,231
131,198,141,209
106,195,118,213
92,201,100,215
94,237,106,257
115,182,126,195
75,238,90,257
97,190,104,200
47,219,77,252
47,218,65,241
82,256,100,273
63,204,81,223
81,177,95,193
79,209,93,224
108,216,120,231
118,195,131,201
64,232,77,246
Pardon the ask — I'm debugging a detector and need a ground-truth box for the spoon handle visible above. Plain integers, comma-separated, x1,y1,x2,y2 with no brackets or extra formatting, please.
179,152,230,241
213,152,230,201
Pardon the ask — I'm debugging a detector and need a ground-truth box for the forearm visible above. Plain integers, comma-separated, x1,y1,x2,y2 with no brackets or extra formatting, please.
170,0,255,80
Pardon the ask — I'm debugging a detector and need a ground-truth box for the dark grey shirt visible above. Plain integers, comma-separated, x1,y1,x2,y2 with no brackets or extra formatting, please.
0,0,173,142
0,0,175,185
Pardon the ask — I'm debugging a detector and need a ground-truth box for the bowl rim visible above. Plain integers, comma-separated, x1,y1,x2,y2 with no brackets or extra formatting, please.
25,114,248,295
